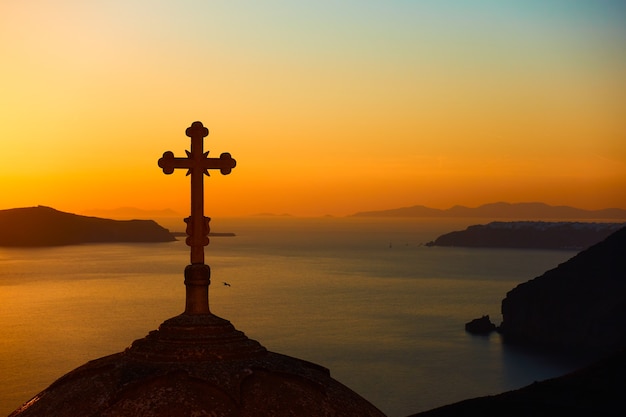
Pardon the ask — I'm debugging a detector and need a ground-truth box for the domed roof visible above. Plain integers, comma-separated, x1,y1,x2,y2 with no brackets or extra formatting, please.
10,312,386,416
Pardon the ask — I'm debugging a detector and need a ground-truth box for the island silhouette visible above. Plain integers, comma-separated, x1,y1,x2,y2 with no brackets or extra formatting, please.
426,221,624,250
0,206,175,246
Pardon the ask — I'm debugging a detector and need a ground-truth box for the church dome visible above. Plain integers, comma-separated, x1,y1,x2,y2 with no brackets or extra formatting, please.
10,312,386,416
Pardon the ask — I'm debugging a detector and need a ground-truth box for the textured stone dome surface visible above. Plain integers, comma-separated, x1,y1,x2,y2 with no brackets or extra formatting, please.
10,313,386,417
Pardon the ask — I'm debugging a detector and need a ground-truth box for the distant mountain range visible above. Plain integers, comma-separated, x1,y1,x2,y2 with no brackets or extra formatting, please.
350,202,626,219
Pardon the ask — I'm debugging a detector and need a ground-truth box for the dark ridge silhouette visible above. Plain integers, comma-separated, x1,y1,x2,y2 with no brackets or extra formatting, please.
499,226,626,355
408,348,626,417
0,206,175,246
350,202,626,219
426,221,624,250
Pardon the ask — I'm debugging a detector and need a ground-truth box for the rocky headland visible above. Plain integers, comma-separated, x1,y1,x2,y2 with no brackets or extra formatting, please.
426,221,624,250
498,225,626,355
0,206,175,246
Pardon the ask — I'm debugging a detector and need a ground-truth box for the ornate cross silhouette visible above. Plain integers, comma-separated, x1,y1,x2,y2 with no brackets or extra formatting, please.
158,121,236,314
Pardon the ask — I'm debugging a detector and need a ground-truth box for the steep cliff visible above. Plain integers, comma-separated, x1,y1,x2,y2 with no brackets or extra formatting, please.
499,226,626,354
0,206,175,246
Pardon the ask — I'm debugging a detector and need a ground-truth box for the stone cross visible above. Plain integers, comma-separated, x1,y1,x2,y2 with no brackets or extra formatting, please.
158,121,236,314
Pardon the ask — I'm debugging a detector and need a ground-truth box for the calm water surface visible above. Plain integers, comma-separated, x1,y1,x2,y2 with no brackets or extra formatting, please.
0,217,585,416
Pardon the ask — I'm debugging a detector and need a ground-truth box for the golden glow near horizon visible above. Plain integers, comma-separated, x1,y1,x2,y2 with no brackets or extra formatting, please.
1,1,625,217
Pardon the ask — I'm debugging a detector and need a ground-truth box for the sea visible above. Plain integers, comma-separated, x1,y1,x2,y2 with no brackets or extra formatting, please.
0,217,594,417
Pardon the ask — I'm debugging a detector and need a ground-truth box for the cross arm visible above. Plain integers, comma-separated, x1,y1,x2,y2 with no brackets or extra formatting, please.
158,151,236,175
158,151,193,174
207,153,237,175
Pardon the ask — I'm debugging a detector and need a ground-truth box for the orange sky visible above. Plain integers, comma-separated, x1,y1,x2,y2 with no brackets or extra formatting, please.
1,1,625,217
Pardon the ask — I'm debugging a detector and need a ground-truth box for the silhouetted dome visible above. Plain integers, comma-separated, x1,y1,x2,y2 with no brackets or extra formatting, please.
10,313,386,416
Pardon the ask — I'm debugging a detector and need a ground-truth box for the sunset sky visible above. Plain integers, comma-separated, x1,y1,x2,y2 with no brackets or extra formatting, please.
1,1,625,217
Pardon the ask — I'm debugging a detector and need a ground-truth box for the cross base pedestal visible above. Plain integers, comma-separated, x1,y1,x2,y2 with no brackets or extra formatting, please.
184,264,211,314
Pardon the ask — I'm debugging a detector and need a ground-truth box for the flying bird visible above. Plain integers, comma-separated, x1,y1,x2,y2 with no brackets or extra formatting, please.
223,282,231,287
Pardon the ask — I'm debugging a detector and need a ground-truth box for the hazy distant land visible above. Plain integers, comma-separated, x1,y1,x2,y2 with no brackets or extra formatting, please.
0,206,175,246
79,202,626,220
351,202,626,219
426,221,625,250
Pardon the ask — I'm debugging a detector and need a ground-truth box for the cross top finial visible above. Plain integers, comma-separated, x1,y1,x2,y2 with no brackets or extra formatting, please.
186,121,209,139
158,121,236,314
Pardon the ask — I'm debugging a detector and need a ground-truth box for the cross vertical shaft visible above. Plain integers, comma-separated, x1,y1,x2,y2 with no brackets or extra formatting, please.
158,121,236,314
189,126,207,264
